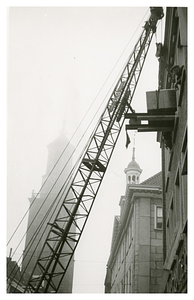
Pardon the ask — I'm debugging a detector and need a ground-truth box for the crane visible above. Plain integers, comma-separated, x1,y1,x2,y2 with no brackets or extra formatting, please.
12,7,164,293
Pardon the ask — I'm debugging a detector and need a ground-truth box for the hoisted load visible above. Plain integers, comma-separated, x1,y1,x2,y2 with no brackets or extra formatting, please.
155,43,164,58
148,7,164,33
146,89,177,112
150,7,164,20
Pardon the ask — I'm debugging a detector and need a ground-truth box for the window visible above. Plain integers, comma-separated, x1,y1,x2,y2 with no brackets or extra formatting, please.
128,266,132,292
129,223,132,243
121,280,124,293
131,217,134,239
181,127,187,175
121,242,124,263
166,219,170,250
155,206,163,229
170,199,175,235
129,267,132,286
125,272,128,293
181,175,187,221
175,169,180,226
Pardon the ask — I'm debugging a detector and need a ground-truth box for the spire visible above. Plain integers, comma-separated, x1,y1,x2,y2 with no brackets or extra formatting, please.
132,132,136,161
132,148,135,161
124,131,142,184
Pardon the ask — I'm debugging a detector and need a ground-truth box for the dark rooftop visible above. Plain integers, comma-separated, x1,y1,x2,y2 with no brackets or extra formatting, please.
140,171,162,187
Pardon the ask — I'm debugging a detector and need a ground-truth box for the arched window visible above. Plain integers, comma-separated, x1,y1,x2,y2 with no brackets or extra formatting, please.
132,175,136,183
128,175,131,183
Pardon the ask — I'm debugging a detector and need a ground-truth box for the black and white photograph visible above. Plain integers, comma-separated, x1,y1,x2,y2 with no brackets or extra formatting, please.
5,2,188,294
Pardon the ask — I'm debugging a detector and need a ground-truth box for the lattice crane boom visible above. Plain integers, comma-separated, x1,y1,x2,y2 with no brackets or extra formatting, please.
23,7,164,293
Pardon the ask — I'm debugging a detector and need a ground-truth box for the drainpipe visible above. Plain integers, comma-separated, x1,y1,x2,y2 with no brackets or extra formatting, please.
162,137,166,262
123,233,126,293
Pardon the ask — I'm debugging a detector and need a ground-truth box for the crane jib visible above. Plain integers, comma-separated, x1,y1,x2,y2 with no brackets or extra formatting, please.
21,7,164,293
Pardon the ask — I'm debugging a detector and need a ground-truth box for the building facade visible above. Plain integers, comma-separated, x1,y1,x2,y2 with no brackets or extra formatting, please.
156,7,187,293
21,133,75,293
105,150,164,293
117,7,187,293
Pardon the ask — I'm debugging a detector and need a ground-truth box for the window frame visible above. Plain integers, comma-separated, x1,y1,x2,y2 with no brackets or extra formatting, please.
154,205,163,230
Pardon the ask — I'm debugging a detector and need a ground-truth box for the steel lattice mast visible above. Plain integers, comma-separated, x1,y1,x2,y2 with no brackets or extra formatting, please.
24,7,164,293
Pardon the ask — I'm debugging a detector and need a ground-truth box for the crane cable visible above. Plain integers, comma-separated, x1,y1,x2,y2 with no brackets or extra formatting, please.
7,140,88,285
7,8,152,286
7,7,150,251
8,10,152,287
8,83,117,283
8,95,115,287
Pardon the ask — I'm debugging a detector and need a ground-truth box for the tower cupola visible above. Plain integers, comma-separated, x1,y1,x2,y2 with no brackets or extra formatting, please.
124,145,142,184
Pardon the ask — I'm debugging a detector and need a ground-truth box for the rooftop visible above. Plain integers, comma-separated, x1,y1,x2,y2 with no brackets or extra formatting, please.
140,171,162,187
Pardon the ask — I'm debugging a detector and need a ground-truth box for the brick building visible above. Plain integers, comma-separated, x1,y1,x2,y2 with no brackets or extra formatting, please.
104,149,164,293
156,7,187,292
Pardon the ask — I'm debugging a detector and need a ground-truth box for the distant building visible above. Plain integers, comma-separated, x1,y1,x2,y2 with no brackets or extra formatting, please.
156,7,187,293
21,133,75,293
104,148,164,293
7,257,25,293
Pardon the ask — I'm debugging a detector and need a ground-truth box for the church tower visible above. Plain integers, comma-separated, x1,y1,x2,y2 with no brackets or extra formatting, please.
22,132,75,293
124,136,142,184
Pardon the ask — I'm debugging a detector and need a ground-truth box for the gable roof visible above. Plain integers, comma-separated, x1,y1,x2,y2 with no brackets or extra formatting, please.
140,171,162,187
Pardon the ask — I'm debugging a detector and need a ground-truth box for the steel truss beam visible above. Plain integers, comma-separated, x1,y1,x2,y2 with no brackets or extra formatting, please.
125,112,175,132
24,14,158,293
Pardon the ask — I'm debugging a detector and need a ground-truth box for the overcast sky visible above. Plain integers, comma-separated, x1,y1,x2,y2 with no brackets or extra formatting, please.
6,4,166,294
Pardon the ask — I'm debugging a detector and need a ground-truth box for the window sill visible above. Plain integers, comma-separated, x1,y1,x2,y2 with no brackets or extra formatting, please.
154,227,163,231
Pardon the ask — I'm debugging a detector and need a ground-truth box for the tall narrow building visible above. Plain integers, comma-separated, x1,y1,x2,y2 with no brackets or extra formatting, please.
22,133,75,293
156,7,187,292
105,147,164,293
